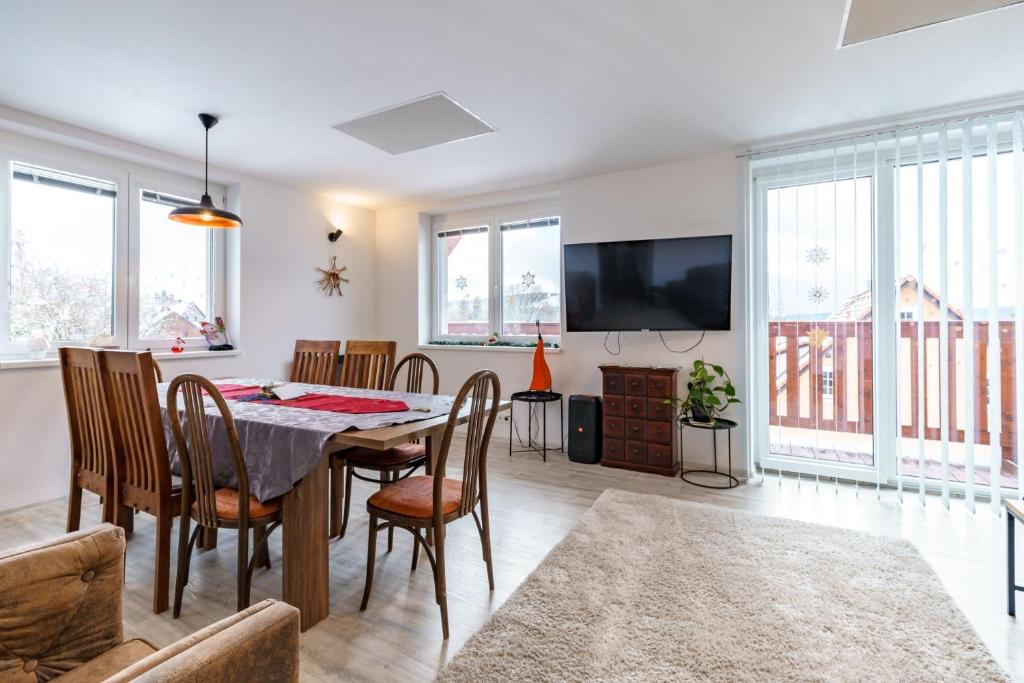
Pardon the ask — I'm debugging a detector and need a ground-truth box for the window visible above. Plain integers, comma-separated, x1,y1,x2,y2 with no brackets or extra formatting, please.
899,310,915,321
0,147,227,355
136,190,214,342
821,370,834,397
432,205,561,343
437,226,490,336
8,164,116,344
500,217,561,336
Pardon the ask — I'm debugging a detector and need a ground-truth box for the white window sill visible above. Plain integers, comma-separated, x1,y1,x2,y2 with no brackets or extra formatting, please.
419,343,561,354
0,349,241,370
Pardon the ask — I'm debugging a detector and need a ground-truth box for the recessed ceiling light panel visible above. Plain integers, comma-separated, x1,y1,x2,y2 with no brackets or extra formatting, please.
840,0,1024,46
333,92,495,154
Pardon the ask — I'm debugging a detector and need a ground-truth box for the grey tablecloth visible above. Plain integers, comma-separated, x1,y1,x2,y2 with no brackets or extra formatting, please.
158,378,454,502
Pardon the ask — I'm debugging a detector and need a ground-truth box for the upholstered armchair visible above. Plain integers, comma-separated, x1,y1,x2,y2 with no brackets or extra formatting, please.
0,524,300,682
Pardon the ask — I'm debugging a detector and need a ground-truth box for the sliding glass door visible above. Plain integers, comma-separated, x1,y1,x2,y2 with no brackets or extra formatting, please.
750,111,1024,509
756,140,880,482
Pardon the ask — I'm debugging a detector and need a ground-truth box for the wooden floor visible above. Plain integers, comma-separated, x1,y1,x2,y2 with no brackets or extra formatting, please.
2,443,1023,681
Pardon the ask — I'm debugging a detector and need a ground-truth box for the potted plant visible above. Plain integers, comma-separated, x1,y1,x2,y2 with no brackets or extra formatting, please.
666,359,739,424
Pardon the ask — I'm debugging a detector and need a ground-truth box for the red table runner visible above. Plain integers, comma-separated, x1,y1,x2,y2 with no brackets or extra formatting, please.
208,384,409,414
267,393,409,414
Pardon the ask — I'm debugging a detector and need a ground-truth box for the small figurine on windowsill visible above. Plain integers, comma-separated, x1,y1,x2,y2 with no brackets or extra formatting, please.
199,316,234,351
171,337,186,354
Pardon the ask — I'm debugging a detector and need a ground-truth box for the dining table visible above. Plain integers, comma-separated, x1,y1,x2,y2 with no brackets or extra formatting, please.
158,377,509,631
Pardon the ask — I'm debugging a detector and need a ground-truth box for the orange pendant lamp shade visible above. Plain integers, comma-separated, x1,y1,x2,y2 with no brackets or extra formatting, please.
529,321,552,391
168,113,242,229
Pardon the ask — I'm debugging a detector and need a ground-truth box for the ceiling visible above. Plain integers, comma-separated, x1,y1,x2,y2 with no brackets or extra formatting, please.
1,1,1023,209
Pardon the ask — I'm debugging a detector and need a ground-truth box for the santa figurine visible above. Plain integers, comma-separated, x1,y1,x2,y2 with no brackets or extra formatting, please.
171,337,186,354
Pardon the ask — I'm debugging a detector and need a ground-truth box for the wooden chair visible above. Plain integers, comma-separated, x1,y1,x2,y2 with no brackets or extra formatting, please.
359,369,500,639
153,358,164,383
290,340,341,385
59,347,118,532
328,340,397,537
167,373,283,616
337,340,396,389
336,353,439,542
98,350,182,614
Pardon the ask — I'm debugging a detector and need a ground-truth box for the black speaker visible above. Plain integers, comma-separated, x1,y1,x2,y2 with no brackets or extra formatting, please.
568,395,602,464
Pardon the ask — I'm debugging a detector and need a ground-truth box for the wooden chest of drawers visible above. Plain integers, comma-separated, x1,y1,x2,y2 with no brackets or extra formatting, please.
599,365,679,476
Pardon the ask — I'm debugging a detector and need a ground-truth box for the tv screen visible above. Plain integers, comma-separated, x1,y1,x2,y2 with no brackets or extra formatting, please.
563,235,732,332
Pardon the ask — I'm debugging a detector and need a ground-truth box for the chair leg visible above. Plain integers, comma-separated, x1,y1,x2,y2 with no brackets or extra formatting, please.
360,514,378,611
386,472,395,552
153,513,172,614
341,464,354,538
253,524,271,570
330,457,344,537
198,526,218,550
237,524,250,612
411,528,420,572
480,502,495,591
173,519,200,618
66,482,82,533
434,522,449,639
115,504,134,534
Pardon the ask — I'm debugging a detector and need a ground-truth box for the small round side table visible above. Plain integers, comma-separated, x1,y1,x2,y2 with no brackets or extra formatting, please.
509,390,563,462
679,417,739,489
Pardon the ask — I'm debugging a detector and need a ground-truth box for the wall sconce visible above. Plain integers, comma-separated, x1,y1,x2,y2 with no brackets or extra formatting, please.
328,228,343,242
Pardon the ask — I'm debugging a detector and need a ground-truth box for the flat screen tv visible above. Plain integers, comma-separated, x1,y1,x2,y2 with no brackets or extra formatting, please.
563,235,732,332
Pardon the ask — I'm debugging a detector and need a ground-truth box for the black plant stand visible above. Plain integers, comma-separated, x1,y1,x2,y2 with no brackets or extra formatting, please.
679,417,739,489
509,390,563,462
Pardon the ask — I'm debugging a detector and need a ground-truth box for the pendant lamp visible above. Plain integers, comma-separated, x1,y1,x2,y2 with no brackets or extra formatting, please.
168,113,242,228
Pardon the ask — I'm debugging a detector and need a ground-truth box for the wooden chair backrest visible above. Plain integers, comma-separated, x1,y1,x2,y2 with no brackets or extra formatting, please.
153,359,164,384
167,374,252,529
98,350,172,514
339,340,396,390
433,370,501,519
290,340,341,385
59,347,116,488
388,353,439,395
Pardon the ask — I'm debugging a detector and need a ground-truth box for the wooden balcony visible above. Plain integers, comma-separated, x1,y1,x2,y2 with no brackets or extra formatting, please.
769,320,1020,477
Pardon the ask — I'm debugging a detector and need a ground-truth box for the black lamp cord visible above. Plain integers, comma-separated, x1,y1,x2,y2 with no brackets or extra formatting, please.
659,329,705,354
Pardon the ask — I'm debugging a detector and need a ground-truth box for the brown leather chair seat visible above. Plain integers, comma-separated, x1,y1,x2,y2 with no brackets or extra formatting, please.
197,488,282,521
367,475,461,519
344,443,425,468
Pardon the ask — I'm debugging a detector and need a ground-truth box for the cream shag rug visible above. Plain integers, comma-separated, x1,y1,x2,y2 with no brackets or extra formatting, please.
438,489,1007,682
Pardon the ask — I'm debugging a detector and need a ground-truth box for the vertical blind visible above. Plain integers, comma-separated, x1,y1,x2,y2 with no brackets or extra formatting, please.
749,108,1024,513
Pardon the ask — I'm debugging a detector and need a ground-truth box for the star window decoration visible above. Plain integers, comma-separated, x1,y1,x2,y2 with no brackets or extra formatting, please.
807,286,829,304
521,271,536,287
455,276,468,290
807,327,829,350
806,245,830,266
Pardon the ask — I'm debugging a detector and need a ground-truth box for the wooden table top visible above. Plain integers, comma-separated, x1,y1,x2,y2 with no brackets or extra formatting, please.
328,398,511,450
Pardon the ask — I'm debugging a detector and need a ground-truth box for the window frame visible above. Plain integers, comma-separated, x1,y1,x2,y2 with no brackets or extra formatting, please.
431,201,561,344
0,141,226,356
128,173,225,351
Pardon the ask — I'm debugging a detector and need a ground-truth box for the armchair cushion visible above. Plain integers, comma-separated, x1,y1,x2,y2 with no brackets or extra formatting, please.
107,599,300,683
0,524,125,683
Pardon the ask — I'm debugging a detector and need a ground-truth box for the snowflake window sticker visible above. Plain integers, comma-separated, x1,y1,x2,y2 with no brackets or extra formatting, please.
806,245,830,266
521,271,536,287
455,276,468,291
807,286,829,304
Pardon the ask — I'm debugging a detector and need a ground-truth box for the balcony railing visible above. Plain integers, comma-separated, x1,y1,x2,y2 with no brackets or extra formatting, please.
769,320,1019,463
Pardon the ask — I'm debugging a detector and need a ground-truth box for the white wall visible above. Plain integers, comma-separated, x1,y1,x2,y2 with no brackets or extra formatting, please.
376,153,746,471
0,125,376,512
